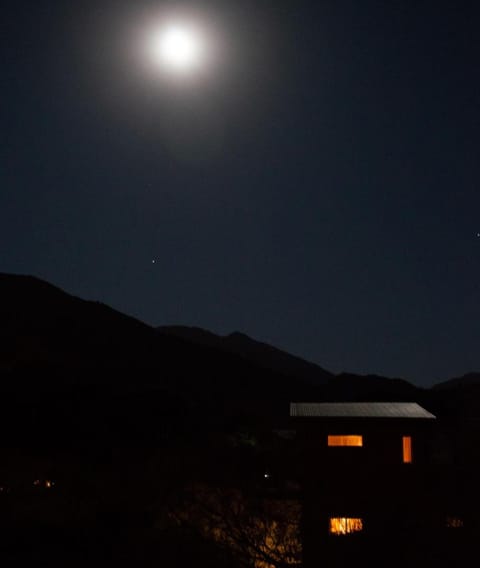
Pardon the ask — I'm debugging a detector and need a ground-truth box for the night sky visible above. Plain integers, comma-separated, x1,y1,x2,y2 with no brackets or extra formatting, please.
2,0,480,387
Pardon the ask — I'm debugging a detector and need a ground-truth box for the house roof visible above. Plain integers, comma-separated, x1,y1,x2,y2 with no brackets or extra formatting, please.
290,402,436,419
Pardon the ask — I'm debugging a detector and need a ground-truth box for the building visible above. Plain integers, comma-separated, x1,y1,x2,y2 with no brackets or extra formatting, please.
289,402,439,566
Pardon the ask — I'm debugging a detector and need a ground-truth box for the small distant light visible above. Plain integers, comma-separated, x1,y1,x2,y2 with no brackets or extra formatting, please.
152,259,156,264
33,479,55,488
264,472,270,479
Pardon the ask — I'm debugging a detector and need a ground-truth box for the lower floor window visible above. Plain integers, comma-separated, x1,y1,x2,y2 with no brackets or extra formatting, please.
329,517,363,535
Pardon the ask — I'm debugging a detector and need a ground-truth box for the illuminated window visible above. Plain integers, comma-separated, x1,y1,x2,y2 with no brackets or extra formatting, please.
402,436,412,463
328,435,363,447
329,517,363,535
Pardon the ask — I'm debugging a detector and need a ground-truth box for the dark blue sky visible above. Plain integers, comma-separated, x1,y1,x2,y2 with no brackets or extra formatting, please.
2,0,480,386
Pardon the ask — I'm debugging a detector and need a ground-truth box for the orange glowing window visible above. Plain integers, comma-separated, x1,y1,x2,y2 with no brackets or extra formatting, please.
328,435,363,447
329,517,363,535
402,436,412,463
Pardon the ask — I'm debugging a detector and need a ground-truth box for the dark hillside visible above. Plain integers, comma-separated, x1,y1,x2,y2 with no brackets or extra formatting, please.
159,326,333,386
432,372,480,391
0,273,322,446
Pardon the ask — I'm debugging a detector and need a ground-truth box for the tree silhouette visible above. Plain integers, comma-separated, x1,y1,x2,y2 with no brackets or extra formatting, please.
171,483,302,568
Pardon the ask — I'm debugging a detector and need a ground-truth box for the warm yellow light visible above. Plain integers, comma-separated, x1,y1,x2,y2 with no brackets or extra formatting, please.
33,479,54,488
402,436,412,463
329,517,363,535
328,435,363,447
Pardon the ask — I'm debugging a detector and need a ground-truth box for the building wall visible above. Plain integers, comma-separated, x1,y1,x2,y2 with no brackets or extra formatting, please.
292,417,438,567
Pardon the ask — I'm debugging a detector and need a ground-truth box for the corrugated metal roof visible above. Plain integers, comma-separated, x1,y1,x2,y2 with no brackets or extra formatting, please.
290,402,436,419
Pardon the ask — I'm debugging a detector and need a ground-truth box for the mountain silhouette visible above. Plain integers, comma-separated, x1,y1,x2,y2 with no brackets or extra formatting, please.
157,327,422,401
433,372,480,390
158,325,333,386
2,271,476,409
2,272,480,445
0,272,317,406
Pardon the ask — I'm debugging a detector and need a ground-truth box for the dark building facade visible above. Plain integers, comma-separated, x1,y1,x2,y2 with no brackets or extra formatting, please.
289,402,444,567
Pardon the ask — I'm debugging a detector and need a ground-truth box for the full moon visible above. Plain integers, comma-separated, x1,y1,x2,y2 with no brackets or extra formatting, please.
149,23,206,74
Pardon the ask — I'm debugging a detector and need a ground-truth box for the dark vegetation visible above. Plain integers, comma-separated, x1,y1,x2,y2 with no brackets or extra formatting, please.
1,273,479,566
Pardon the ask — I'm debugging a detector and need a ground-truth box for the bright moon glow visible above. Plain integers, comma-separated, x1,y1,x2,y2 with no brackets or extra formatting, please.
150,24,205,73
